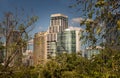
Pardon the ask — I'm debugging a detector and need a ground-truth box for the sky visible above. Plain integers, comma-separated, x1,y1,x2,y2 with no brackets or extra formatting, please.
0,0,83,37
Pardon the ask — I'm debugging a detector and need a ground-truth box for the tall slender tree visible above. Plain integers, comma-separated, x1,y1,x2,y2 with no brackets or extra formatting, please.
0,10,38,71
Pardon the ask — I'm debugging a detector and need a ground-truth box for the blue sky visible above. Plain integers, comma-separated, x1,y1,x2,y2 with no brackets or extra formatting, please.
0,0,82,37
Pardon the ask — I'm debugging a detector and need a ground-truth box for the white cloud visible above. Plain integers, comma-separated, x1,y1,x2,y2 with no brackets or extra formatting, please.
72,17,85,24
71,17,93,24
38,26,43,30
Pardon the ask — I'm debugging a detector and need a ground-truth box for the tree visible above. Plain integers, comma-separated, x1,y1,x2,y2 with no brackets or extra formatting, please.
69,0,120,50
38,53,91,78
0,41,4,63
68,0,120,77
0,10,38,73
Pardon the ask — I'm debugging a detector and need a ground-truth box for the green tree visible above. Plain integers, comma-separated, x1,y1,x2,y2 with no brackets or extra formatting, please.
0,41,4,63
70,0,120,50
69,1,120,76
0,10,38,77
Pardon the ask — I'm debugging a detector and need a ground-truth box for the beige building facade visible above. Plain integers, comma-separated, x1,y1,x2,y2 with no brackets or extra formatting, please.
33,32,47,65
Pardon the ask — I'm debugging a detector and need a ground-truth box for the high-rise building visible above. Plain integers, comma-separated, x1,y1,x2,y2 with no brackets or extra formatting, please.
57,27,83,54
22,50,33,66
47,13,68,58
33,32,47,65
83,46,103,59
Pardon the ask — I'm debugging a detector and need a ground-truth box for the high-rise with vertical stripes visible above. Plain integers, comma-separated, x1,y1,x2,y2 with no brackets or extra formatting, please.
47,13,68,59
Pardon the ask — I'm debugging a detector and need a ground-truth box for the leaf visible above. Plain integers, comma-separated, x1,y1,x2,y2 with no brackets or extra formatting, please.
88,12,93,19
80,20,85,25
27,16,39,26
108,12,112,19
117,20,120,30
95,1,105,7
86,21,91,27
111,40,114,44
31,16,39,22
19,24,25,32
96,27,102,34
68,4,77,8
79,34,84,40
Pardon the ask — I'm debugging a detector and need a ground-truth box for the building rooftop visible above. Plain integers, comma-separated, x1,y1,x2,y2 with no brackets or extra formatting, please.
51,13,68,18
34,31,47,37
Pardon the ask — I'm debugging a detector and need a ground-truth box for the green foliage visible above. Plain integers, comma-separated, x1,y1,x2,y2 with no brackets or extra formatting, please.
0,10,39,77
27,16,39,26
71,0,120,51
117,20,120,30
38,50,120,77
95,0,106,7
0,49,120,77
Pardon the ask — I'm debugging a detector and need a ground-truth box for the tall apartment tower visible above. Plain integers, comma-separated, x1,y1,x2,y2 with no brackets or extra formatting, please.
33,32,47,65
47,13,68,58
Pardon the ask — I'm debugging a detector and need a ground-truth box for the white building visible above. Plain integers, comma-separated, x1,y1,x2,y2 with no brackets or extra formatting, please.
47,13,68,58
22,50,33,66
83,46,103,59
57,26,83,54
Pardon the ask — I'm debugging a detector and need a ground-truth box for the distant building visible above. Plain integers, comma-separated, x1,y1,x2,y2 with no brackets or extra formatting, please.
22,50,33,66
33,14,86,65
83,46,103,59
57,27,83,54
27,39,34,51
47,13,68,58
22,39,34,66
33,32,47,65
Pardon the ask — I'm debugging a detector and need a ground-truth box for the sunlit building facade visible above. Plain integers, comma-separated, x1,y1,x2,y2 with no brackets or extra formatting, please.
33,32,47,65
47,13,68,58
22,50,33,66
57,27,83,54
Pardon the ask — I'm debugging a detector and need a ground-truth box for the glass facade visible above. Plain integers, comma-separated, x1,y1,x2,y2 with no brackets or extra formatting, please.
47,14,68,58
83,46,102,59
57,30,76,54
